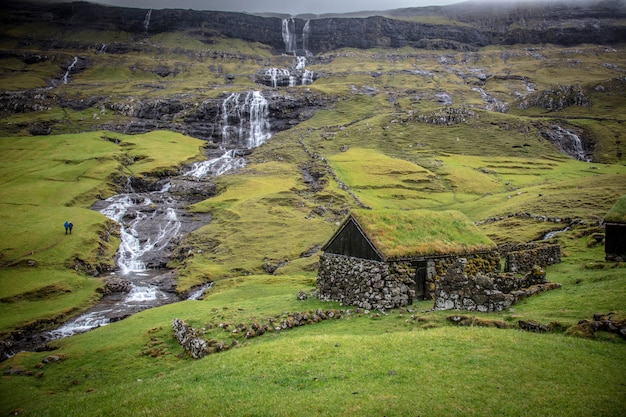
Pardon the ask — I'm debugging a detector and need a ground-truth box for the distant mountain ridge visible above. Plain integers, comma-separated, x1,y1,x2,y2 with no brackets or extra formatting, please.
2,0,625,52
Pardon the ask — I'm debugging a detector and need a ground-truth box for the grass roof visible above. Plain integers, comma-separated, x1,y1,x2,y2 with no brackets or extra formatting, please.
350,209,496,259
605,195,626,223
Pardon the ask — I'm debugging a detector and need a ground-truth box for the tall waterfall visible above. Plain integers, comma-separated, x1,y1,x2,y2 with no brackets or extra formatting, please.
143,9,152,32
187,91,272,177
221,91,271,149
303,20,311,55
62,57,78,84
282,18,296,53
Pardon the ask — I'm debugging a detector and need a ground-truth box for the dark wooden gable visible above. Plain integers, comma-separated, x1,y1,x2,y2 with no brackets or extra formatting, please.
605,222,626,260
322,215,384,261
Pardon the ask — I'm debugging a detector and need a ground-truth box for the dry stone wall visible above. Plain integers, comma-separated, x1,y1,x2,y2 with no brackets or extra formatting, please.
317,253,414,310
425,252,501,298
434,260,561,312
503,243,561,272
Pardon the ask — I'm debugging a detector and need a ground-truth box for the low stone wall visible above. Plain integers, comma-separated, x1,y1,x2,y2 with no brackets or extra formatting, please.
173,308,346,359
317,253,414,310
503,243,561,273
434,260,561,312
426,252,501,298
172,318,212,359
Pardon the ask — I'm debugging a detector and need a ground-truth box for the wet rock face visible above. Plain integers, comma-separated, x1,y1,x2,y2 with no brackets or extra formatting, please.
4,1,625,54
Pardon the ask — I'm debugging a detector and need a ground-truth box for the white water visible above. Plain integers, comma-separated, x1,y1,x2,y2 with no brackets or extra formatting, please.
186,150,247,177
265,56,314,87
550,125,589,161
42,91,272,343
186,91,271,177
282,18,296,53
47,310,113,339
543,226,570,240
303,20,311,55
296,56,307,70
302,70,314,85
100,189,182,276
187,282,214,301
143,9,152,32
266,67,292,88
221,90,272,149
62,57,78,84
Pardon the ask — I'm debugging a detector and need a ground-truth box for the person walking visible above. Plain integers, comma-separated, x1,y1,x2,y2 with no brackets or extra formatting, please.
64,221,71,235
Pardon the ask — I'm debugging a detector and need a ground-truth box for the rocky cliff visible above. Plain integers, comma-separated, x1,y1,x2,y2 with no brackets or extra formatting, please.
2,0,625,54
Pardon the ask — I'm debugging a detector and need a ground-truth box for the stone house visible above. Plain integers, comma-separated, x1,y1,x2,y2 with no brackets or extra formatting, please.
605,195,626,261
316,209,500,310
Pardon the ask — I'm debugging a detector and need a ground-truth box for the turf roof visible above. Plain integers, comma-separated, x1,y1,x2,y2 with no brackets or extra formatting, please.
350,209,496,259
605,195,626,223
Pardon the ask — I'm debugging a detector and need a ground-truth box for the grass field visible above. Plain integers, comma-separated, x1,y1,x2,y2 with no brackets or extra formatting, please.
0,13,625,417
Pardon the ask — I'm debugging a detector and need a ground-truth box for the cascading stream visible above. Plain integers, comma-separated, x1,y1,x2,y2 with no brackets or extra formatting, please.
62,57,78,84
41,90,273,344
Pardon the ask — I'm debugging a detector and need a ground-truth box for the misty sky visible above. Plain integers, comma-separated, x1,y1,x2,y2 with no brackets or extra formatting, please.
92,0,463,15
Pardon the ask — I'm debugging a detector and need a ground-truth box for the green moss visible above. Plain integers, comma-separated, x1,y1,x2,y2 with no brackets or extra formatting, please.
350,208,495,258
605,194,626,223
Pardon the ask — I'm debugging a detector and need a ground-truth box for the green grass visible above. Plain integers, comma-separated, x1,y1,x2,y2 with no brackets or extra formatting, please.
0,255,624,416
179,161,336,290
0,20,626,417
0,131,204,336
350,208,495,257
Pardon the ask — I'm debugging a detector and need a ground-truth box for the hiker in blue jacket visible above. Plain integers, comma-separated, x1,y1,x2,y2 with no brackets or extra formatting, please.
64,221,73,235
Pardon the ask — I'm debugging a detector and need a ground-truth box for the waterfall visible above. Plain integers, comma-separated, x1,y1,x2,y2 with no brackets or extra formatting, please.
185,91,272,177
35,92,274,346
561,128,588,161
143,9,152,32
62,57,78,84
221,91,271,149
543,125,589,161
266,68,291,88
303,20,311,55
282,18,296,53
296,56,307,70
302,70,314,85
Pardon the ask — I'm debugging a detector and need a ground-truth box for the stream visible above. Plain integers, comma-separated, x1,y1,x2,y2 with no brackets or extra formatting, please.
4,90,272,356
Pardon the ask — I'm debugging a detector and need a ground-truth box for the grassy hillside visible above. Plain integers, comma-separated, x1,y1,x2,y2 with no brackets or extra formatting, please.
0,131,204,336
0,8,625,417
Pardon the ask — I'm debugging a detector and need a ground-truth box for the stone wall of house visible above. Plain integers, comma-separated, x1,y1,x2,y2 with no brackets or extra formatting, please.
503,243,561,273
425,252,501,299
434,260,561,312
317,253,414,310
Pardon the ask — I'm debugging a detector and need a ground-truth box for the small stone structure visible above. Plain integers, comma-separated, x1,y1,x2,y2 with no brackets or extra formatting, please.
434,259,561,312
317,209,499,309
